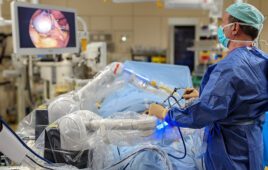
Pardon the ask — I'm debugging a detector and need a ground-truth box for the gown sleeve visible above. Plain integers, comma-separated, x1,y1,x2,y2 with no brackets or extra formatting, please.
165,69,236,129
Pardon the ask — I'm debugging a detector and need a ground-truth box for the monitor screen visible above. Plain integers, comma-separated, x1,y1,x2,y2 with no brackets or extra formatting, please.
12,2,78,55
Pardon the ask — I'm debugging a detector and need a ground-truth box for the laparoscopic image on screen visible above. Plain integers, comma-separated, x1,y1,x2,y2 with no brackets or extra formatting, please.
29,9,70,48
17,6,76,49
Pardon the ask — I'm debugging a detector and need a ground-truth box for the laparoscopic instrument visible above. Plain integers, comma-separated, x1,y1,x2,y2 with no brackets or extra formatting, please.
123,68,188,160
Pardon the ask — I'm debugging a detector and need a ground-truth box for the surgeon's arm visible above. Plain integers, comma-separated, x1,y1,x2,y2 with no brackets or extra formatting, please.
165,70,235,129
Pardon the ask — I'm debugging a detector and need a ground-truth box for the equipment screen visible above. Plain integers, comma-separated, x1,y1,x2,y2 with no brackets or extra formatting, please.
17,6,76,49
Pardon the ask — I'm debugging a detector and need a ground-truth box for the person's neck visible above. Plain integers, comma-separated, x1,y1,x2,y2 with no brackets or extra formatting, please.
228,35,254,51
228,41,253,51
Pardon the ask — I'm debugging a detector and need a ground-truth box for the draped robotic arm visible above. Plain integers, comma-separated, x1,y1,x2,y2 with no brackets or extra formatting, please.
56,110,157,151
0,109,157,169
0,62,189,169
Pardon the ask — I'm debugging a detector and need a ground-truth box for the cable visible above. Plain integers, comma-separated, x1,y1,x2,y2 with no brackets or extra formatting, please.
167,127,187,160
0,118,53,164
162,88,187,160
26,155,54,170
104,149,138,168
103,147,172,170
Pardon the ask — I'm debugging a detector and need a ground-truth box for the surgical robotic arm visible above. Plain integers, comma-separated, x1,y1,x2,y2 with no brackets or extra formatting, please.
0,110,157,169
57,110,157,151
87,117,157,131
34,110,158,169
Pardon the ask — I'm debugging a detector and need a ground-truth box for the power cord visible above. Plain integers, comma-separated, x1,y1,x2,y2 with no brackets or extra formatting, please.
103,147,172,170
167,127,187,160
26,155,54,170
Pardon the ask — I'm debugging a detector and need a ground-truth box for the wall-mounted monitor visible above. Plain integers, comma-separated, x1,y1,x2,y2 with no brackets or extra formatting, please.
11,2,78,55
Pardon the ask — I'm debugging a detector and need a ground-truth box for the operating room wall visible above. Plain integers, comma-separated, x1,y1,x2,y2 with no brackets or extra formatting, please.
259,1,268,53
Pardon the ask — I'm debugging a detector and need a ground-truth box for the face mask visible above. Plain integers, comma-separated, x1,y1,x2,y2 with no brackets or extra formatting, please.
217,23,263,48
217,26,230,48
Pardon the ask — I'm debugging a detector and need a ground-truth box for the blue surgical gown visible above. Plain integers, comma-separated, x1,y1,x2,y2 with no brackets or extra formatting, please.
165,46,268,170
264,112,268,166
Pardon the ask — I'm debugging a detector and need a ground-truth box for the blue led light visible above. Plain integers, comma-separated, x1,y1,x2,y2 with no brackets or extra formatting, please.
156,121,169,130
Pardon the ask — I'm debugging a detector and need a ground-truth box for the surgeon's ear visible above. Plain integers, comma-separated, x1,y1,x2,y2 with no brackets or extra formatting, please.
231,22,239,35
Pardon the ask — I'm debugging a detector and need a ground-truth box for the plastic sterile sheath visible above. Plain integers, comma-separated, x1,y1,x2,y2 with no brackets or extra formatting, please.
16,61,204,170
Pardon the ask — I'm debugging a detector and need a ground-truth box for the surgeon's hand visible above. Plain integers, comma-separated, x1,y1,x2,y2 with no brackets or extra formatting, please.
148,103,168,120
183,88,199,100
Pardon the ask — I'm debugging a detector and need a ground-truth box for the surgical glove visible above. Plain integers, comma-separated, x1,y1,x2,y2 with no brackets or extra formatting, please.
148,103,168,119
183,88,199,100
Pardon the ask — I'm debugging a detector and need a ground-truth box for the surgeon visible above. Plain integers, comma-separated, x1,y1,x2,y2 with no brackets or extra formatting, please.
149,2,268,170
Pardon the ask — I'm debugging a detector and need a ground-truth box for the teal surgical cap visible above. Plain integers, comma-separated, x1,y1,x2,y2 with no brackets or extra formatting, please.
226,2,265,30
